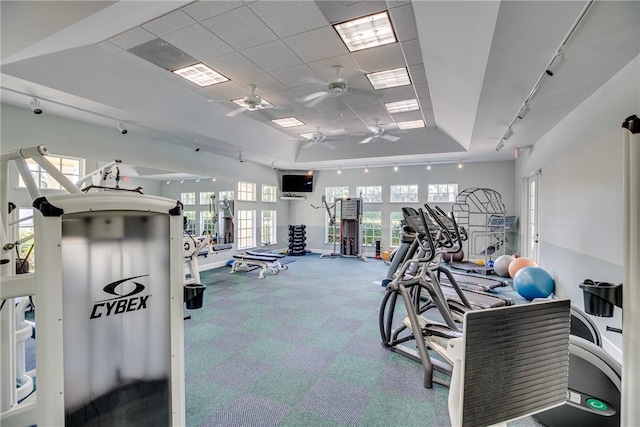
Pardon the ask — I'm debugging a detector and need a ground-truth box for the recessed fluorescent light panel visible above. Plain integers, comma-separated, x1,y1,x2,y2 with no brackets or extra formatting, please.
272,117,305,128
397,120,425,130
172,63,228,87
333,11,397,52
366,67,411,90
385,99,420,114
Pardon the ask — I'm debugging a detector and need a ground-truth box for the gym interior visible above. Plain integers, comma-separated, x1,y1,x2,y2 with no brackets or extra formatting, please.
1,1,639,426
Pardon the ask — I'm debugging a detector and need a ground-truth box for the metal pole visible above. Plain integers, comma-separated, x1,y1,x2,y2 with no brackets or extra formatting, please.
621,115,639,427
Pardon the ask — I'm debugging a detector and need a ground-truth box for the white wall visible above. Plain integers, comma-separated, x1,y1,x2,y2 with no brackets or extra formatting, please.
514,55,640,359
0,103,290,268
288,161,516,256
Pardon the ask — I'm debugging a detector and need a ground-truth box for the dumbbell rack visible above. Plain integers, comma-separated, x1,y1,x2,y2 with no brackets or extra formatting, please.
287,224,307,256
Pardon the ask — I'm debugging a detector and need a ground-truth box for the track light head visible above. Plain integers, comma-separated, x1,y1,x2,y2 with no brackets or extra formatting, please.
503,127,514,140
517,103,531,120
545,51,565,77
30,99,42,115
117,122,128,135
496,140,505,152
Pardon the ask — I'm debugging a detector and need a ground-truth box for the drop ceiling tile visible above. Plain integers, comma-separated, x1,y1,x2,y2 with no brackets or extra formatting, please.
415,82,431,99
116,51,167,74
269,65,321,88
315,1,387,24
351,43,406,73
351,104,391,121
108,27,156,50
401,39,423,66
163,24,234,61
159,70,207,91
323,108,358,122
307,55,363,80
234,73,286,94
408,64,427,84
95,41,122,54
181,1,244,21
387,1,411,8
388,4,417,42
334,118,370,133
274,102,317,117
199,80,249,100
283,27,349,63
389,110,424,122
203,52,263,78
142,10,196,37
346,74,374,91
248,1,328,38
291,84,325,99
257,89,299,105
195,87,227,102
240,40,303,72
343,91,382,108
379,85,418,103
312,96,348,112
295,113,334,126
201,7,278,50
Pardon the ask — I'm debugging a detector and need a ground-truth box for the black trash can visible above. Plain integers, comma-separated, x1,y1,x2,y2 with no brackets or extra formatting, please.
184,283,206,310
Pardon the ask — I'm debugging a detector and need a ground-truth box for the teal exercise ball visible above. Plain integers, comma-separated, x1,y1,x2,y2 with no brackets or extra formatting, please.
513,266,555,300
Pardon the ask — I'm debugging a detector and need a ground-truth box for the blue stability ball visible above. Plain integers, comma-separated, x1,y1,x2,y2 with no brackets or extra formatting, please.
513,266,555,300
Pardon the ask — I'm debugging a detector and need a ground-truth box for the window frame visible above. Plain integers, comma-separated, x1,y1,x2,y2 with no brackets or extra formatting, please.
236,209,256,250
237,181,257,201
361,211,382,247
261,184,277,203
390,211,404,247
356,185,383,203
261,210,276,245
18,154,85,190
427,183,459,203
389,184,419,203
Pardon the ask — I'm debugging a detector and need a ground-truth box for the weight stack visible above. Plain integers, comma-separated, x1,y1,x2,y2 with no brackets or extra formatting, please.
288,224,307,256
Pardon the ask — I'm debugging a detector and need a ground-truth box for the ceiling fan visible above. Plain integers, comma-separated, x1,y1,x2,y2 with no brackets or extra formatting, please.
226,84,274,117
358,119,402,144
299,65,375,108
300,127,338,149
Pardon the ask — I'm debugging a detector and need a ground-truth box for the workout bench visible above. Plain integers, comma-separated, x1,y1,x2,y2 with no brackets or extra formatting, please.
231,253,288,279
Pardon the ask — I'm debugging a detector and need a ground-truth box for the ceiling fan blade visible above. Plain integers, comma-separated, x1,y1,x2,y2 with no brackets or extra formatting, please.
306,92,330,107
302,140,317,148
382,134,401,142
300,91,327,103
225,106,246,117
359,136,374,144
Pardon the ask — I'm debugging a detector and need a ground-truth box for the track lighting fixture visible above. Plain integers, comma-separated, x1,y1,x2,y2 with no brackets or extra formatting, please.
180,179,185,184
517,103,531,120
194,140,200,152
545,50,565,77
212,177,217,182
337,168,342,174
117,122,128,135
427,163,431,170
394,164,398,171
166,180,171,185
457,160,463,169
503,127,514,140
364,166,369,173
196,177,201,183
30,99,43,115
495,140,505,152
239,152,244,163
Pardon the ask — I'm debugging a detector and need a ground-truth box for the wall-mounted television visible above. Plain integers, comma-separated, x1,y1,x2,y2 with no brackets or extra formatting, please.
281,174,313,193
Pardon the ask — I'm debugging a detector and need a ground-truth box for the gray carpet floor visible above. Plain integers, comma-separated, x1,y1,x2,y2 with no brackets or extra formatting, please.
185,253,544,427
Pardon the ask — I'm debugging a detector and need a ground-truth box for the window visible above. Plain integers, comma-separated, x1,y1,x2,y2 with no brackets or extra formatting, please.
19,155,83,189
325,186,349,203
262,184,277,202
16,208,35,272
181,192,196,205
237,210,255,250
357,186,383,203
427,184,459,203
390,185,419,203
324,187,348,244
219,190,234,201
361,211,382,247
183,211,196,234
261,210,276,245
200,191,216,205
523,170,541,263
201,211,217,235
237,181,256,201
390,211,404,247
